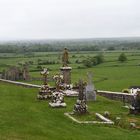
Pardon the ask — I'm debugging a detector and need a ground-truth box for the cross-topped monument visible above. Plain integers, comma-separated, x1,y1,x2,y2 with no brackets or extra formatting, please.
40,68,49,85
60,48,72,85
62,48,69,67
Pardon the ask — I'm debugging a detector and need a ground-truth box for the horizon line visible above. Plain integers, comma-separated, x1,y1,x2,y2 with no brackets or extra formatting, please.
0,36,140,42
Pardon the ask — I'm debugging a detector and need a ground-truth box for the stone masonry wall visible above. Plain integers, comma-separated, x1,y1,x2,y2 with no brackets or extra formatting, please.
97,90,134,103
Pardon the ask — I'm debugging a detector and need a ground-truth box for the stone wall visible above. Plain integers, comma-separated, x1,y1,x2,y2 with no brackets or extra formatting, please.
97,90,134,103
0,78,135,103
0,78,41,88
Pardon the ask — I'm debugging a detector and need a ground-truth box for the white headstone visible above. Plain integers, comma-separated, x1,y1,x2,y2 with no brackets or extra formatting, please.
85,72,96,101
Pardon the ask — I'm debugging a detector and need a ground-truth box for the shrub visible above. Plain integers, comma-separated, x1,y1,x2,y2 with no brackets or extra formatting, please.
82,54,104,67
118,53,127,62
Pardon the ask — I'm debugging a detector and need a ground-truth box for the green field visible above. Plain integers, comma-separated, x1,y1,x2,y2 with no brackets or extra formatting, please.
0,51,140,139
0,51,140,91
0,82,140,140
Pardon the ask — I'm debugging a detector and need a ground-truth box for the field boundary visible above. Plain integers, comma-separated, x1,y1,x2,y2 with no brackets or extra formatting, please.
0,78,134,103
97,90,134,103
0,78,41,88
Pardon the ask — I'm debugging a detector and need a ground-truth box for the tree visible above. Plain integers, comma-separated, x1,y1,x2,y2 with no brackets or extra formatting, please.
83,59,93,67
118,53,127,62
83,54,104,67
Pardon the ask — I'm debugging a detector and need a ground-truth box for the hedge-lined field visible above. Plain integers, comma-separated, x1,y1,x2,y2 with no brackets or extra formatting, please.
0,51,140,91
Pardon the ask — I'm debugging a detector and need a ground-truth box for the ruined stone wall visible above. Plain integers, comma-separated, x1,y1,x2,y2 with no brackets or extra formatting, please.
97,90,134,103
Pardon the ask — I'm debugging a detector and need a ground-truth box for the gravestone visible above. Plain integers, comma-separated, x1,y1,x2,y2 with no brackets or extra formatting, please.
73,79,88,114
129,90,140,114
37,68,52,100
49,92,66,108
60,48,72,86
85,72,96,101
53,74,63,91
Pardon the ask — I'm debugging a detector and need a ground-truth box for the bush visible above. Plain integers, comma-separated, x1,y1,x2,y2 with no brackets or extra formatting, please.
83,59,93,67
118,53,127,62
82,54,104,67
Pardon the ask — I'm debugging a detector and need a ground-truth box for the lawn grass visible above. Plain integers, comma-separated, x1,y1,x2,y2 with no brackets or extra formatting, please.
0,82,140,140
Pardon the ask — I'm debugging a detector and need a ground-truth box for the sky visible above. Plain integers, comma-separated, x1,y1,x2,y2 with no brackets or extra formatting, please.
0,0,140,40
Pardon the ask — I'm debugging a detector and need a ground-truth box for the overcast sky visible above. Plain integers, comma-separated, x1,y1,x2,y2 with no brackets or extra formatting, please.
0,0,140,40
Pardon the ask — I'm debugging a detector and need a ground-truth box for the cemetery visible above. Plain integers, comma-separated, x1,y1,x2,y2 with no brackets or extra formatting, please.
0,0,140,139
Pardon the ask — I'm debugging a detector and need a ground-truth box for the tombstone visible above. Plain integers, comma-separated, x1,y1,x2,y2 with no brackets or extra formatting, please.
53,74,63,91
129,90,140,114
37,68,52,100
85,72,96,101
73,79,88,114
60,48,72,86
37,84,52,100
49,92,66,108
40,68,49,85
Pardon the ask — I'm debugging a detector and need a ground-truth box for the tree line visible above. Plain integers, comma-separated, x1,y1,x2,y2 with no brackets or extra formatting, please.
0,38,140,53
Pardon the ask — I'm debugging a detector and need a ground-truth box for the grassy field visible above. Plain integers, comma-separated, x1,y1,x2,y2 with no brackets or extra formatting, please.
0,50,140,91
0,51,140,139
0,82,140,140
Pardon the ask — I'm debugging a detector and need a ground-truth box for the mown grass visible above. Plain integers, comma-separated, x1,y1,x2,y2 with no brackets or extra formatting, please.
0,82,140,140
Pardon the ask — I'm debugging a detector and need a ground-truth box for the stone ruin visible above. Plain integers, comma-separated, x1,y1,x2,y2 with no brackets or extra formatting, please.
85,72,96,101
1,64,30,81
73,80,88,114
129,90,140,114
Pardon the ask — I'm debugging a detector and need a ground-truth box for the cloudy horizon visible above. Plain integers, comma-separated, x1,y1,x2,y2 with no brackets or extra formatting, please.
0,0,140,40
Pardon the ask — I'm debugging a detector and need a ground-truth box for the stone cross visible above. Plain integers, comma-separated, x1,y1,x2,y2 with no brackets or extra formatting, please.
78,79,86,101
41,68,49,85
62,48,69,67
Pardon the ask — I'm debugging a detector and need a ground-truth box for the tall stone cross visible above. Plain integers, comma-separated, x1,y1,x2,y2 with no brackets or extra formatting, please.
78,79,86,101
41,68,49,85
62,48,69,67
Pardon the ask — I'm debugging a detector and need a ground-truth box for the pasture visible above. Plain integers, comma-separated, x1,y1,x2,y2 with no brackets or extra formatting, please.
0,50,140,91
0,50,140,139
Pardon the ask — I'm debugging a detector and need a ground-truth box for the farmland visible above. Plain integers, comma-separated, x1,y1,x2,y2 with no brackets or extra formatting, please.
0,50,140,91
0,40,140,140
